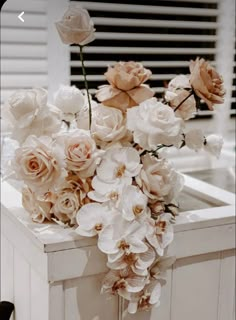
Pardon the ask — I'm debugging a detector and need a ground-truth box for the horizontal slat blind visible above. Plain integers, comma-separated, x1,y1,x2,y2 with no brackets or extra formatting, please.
70,0,219,117
231,52,236,116
0,1,48,104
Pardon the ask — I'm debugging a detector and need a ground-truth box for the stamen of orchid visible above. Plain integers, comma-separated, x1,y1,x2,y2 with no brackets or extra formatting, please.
156,220,167,232
138,294,151,310
94,223,103,231
112,279,127,293
123,253,138,265
109,191,119,201
116,164,126,178
118,240,130,251
133,205,144,216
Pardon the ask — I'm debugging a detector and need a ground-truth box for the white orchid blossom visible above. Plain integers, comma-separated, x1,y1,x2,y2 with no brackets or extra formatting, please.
127,281,161,314
146,213,174,256
98,215,148,259
76,203,113,237
107,243,156,276
88,175,130,205
102,268,147,299
96,147,142,183
118,185,148,221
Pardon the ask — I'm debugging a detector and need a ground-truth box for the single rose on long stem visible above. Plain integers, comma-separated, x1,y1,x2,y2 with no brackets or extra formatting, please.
79,45,92,128
189,57,225,110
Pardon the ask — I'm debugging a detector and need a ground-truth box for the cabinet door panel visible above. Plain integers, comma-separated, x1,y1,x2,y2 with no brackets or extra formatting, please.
64,273,118,320
171,252,221,320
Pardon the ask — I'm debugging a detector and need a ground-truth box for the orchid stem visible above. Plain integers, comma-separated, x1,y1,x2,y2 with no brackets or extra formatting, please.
174,90,193,112
79,45,92,129
140,144,173,157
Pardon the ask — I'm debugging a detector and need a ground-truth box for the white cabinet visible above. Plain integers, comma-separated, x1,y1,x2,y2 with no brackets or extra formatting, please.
1,175,235,320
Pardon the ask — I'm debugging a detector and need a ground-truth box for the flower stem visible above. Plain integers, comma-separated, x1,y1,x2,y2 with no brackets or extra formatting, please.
79,45,92,129
140,144,173,157
174,90,193,112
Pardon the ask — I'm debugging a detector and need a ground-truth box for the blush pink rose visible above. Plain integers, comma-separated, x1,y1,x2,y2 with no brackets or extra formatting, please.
13,136,66,194
57,129,101,178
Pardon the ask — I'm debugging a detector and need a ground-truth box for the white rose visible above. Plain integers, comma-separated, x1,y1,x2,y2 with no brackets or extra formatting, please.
7,88,47,123
13,136,66,194
91,104,128,146
54,85,85,121
57,129,101,178
167,75,191,92
165,75,196,120
3,89,61,144
204,134,223,158
22,186,52,223
127,98,183,150
136,154,184,202
52,186,81,225
55,3,95,46
184,129,205,151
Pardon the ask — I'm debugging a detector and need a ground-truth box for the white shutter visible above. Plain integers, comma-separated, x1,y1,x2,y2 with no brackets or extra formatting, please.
0,0,48,104
231,59,236,116
69,0,222,118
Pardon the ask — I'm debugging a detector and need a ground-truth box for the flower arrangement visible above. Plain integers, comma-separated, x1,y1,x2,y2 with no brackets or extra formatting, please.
2,3,225,315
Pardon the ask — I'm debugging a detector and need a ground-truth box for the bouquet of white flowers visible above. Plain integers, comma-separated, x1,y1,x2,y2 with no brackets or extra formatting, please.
2,3,225,314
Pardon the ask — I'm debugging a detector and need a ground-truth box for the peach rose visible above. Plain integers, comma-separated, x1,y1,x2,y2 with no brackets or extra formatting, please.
165,75,196,120
55,3,95,46
189,57,225,110
22,186,52,223
52,185,81,225
13,136,66,194
96,62,154,112
57,129,101,178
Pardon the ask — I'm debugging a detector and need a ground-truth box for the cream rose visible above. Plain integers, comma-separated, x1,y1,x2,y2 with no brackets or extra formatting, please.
13,136,66,194
58,129,101,178
127,98,183,150
54,85,85,122
22,186,52,223
136,154,184,202
96,61,154,112
189,57,225,110
3,89,61,144
184,129,205,151
7,87,47,122
165,75,196,120
91,104,128,146
55,3,95,46
204,134,223,158
52,186,81,225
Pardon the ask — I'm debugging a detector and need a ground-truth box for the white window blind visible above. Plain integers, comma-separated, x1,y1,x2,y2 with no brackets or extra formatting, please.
70,0,225,119
0,0,48,104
